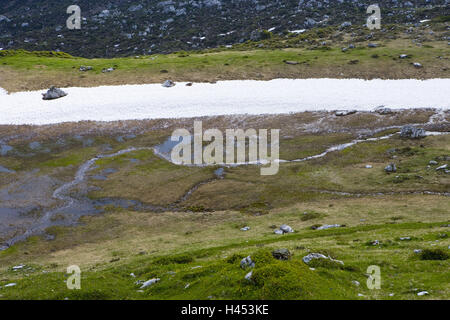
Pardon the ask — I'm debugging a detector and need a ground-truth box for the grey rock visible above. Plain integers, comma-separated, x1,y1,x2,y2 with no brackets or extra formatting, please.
400,126,426,139
274,229,284,235
79,66,93,72
162,80,176,88
272,249,291,260
42,86,67,100
384,163,397,173
316,224,341,230
436,164,448,171
280,224,294,233
240,256,255,269
103,67,115,73
335,110,357,116
375,106,394,115
302,253,343,265
140,278,160,289
429,160,438,165
244,271,253,281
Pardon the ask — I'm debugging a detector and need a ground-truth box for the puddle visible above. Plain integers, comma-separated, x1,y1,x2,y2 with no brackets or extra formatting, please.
0,144,13,156
0,165,15,173
214,167,225,178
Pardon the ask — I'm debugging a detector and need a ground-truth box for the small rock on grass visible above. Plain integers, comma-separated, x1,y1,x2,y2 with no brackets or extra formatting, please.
140,278,160,289
245,271,253,281
240,226,250,231
335,110,357,117
417,291,429,296
272,249,291,261
400,125,426,139
280,224,294,233
240,256,255,269
384,163,397,173
316,224,342,230
302,253,344,265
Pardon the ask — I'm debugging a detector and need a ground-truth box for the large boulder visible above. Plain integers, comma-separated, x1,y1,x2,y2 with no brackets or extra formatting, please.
42,86,67,100
400,126,426,139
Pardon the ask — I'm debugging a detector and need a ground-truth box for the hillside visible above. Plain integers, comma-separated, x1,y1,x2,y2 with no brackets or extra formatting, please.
0,0,449,57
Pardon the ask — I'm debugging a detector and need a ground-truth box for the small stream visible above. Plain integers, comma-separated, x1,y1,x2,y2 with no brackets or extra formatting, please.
1,129,448,250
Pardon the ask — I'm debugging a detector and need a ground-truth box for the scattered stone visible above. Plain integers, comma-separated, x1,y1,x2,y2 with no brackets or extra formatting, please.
417,291,429,296
335,110,357,116
272,249,291,261
399,237,411,241
185,82,193,86
140,278,160,289
399,54,409,59
400,125,426,139
368,43,378,48
162,80,176,88
365,165,373,169
413,62,423,68
240,226,250,231
79,66,93,72
436,164,448,171
102,67,115,73
12,265,25,271
130,273,136,278
279,224,294,234
429,160,438,165
370,240,380,246
240,256,255,269
274,229,284,235
316,224,342,230
191,266,202,270
244,271,253,281
4,283,17,288
375,106,394,115
283,60,299,65
302,253,344,265
352,280,360,286
42,86,68,100
385,163,397,173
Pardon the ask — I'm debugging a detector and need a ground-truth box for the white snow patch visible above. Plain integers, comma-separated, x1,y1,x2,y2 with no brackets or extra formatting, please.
0,87,7,95
0,79,449,125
